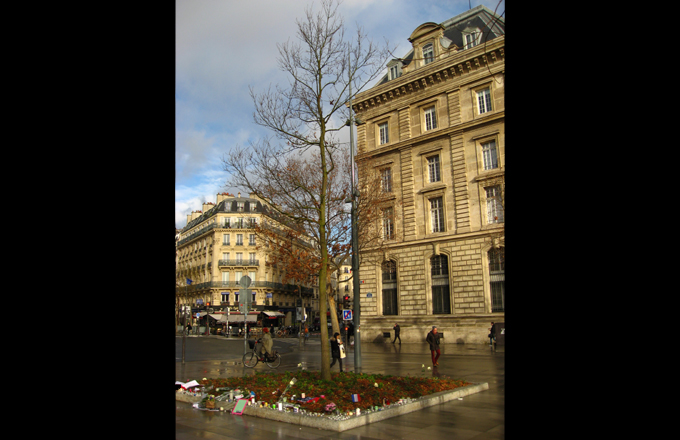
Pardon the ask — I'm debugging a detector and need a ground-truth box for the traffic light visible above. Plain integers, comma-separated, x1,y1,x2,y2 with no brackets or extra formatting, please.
343,295,350,309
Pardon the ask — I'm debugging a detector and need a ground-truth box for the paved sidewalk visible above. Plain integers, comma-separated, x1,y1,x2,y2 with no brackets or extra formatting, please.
176,338,504,439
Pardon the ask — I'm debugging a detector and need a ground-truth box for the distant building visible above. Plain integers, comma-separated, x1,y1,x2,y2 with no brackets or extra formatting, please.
175,192,316,326
353,5,505,344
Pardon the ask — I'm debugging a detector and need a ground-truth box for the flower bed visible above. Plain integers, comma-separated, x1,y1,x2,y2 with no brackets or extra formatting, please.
198,370,471,415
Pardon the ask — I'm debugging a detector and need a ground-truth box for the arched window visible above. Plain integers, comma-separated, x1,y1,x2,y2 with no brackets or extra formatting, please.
488,247,505,312
382,261,397,315
431,255,451,314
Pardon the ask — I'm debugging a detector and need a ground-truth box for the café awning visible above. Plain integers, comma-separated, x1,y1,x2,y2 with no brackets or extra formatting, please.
225,314,258,323
263,311,285,318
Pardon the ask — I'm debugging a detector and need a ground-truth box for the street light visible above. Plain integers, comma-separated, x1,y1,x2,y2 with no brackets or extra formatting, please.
347,50,362,369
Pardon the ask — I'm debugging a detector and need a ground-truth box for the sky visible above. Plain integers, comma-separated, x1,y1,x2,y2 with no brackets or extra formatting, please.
175,0,505,229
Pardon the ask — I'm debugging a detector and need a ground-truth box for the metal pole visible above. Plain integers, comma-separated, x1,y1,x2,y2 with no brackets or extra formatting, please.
348,48,361,369
182,285,186,363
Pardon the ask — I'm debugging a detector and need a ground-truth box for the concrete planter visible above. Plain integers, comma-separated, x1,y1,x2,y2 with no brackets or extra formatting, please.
231,382,488,432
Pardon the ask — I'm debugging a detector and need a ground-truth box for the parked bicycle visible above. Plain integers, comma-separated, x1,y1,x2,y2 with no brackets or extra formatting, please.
275,326,296,338
242,339,281,368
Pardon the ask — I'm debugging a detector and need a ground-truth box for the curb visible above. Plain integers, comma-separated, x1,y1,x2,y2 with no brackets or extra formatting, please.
178,382,488,431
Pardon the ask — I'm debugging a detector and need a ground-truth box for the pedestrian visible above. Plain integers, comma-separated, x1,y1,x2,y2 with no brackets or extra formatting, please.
187,323,192,335
392,323,401,344
348,322,354,345
329,332,344,372
488,322,496,346
426,326,441,366
304,325,309,344
260,327,273,359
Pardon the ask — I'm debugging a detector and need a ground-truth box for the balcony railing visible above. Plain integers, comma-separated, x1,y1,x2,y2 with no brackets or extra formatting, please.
176,280,313,295
218,259,259,267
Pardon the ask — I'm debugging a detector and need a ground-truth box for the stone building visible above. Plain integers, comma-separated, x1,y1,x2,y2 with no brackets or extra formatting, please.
175,192,316,326
352,5,505,344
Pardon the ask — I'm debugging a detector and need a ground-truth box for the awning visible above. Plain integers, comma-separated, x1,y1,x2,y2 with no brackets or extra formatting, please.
210,314,228,323
225,314,258,323
263,311,285,318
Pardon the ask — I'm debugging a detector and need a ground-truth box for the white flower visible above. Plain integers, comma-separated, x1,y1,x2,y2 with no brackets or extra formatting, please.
422,364,425,368
427,367,431,370
374,383,379,387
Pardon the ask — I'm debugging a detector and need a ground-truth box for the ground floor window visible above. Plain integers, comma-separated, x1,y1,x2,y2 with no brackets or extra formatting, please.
382,260,397,315
431,254,451,314
488,247,504,312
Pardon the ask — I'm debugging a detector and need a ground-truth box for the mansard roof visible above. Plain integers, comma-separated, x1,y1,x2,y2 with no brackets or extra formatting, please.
376,4,504,86
181,196,267,232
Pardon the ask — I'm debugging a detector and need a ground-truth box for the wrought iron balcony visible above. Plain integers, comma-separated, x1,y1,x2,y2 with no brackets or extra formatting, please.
218,259,259,267
176,280,314,296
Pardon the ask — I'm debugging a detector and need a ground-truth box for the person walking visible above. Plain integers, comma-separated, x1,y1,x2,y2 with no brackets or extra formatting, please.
329,332,344,372
392,323,401,344
426,326,441,366
488,322,495,346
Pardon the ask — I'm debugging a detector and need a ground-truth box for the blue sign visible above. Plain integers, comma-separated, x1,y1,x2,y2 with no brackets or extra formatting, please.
343,310,352,320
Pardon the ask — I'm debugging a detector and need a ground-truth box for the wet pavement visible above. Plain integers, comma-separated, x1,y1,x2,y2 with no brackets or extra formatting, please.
176,335,504,439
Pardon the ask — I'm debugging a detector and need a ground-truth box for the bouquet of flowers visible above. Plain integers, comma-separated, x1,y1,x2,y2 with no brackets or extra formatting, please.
324,402,336,412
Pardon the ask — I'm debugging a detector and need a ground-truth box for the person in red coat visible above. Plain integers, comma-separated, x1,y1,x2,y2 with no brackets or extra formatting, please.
426,326,441,366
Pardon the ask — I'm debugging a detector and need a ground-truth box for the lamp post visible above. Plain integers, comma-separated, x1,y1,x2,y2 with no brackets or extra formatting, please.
347,50,362,369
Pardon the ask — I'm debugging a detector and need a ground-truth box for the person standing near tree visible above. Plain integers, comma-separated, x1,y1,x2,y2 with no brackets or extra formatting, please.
392,323,401,344
426,326,441,366
329,332,344,372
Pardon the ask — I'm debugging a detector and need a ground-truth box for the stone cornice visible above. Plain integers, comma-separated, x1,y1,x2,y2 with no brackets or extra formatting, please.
363,226,503,253
354,37,504,115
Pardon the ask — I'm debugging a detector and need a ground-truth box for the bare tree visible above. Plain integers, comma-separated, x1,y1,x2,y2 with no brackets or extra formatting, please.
223,0,391,380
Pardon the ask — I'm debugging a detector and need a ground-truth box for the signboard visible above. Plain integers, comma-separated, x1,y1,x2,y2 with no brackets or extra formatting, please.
232,399,249,415
343,310,352,320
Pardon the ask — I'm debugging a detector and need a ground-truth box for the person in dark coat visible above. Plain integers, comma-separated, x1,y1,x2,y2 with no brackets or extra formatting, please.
488,322,496,346
329,332,343,372
392,323,401,344
426,326,441,366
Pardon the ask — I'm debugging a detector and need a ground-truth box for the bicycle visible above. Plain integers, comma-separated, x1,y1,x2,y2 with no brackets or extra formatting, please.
276,327,293,338
242,339,281,368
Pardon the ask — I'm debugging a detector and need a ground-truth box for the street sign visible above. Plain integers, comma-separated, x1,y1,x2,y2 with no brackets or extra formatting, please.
343,310,352,320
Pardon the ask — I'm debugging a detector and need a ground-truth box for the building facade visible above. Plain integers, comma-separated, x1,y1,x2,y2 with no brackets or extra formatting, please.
353,5,505,344
175,192,317,327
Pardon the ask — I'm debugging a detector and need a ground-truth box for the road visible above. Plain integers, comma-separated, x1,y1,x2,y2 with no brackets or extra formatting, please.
175,334,505,439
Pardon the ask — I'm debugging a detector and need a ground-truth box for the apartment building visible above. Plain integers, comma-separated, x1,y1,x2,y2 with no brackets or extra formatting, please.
175,192,316,325
352,5,505,344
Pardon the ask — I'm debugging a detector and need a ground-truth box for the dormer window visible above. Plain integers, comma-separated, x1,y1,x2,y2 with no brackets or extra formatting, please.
387,59,402,80
463,28,481,49
422,43,434,65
